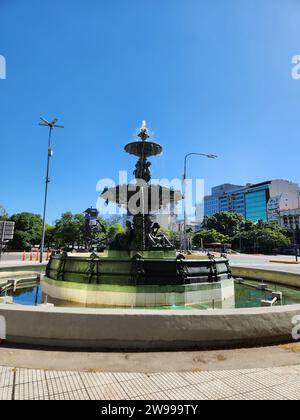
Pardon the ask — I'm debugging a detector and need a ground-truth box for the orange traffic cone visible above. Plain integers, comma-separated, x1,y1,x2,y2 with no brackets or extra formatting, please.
36,251,39,262
29,250,33,261
22,250,26,261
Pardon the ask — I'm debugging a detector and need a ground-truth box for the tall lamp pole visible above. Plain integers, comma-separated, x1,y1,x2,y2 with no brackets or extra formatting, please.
39,117,64,263
183,152,218,252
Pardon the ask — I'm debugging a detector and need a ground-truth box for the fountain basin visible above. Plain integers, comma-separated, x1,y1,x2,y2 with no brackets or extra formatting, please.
44,252,234,307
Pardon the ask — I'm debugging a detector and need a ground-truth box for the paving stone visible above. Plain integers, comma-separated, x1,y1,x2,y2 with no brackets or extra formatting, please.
0,366,14,388
222,374,267,394
118,377,160,398
86,382,129,400
45,370,79,380
133,391,170,400
226,389,286,400
148,372,190,391
271,380,300,400
112,372,148,382
245,369,288,387
49,388,90,400
266,365,300,381
0,386,13,400
80,372,119,388
14,380,49,400
15,368,45,385
178,371,215,385
46,372,86,397
162,385,207,400
192,379,239,399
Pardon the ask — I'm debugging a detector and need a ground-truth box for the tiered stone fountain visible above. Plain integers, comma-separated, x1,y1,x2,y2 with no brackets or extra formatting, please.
43,122,234,307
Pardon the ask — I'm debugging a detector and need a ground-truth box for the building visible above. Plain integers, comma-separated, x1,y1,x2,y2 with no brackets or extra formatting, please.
280,209,300,231
175,219,202,249
203,180,300,224
175,220,202,233
204,184,245,218
151,203,177,231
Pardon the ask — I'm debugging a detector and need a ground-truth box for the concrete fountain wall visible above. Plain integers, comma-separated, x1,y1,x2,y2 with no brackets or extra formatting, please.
0,303,299,349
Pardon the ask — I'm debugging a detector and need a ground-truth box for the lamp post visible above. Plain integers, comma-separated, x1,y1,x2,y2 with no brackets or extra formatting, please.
183,152,218,252
39,117,64,263
293,228,299,263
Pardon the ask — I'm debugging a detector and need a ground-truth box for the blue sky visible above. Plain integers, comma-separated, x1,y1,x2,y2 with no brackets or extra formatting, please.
1,0,300,223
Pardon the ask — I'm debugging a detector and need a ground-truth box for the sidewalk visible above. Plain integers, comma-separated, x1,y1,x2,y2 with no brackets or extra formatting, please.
1,364,300,400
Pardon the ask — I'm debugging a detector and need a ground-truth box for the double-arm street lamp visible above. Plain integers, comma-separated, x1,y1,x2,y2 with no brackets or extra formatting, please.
183,152,218,252
39,117,64,263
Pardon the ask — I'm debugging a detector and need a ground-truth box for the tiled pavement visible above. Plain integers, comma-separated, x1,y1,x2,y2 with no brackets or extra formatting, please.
1,364,300,400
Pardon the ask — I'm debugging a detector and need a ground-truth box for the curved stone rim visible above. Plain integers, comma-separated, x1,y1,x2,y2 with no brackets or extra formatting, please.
0,302,300,350
124,141,162,157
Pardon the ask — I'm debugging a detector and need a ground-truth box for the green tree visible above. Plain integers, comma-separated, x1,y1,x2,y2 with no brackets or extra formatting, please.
107,223,124,241
9,212,42,250
233,222,291,253
54,212,85,249
205,212,244,237
44,224,56,249
158,228,178,240
253,227,290,253
193,229,230,247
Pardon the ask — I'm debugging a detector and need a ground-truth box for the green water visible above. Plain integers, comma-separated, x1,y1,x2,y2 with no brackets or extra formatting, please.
234,280,300,308
6,279,300,310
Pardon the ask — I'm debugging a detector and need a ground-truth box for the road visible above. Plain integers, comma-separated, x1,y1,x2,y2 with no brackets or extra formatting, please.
0,252,48,267
228,253,300,274
1,251,300,273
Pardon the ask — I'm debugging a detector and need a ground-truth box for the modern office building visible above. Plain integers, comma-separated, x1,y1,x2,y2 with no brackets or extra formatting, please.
203,184,245,218
203,180,300,224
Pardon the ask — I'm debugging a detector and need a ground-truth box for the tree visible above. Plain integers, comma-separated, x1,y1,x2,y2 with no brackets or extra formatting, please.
253,227,290,253
202,212,292,253
44,225,56,249
9,213,42,250
0,205,8,221
54,212,85,249
205,212,244,237
233,222,291,253
193,229,230,248
107,223,124,241
158,228,180,248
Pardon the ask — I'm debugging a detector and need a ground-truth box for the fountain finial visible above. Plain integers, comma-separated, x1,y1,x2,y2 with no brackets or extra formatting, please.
138,120,150,141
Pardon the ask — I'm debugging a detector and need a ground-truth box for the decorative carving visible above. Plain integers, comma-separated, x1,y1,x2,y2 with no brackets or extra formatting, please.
87,252,101,284
133,158,151,182
83,207,106,251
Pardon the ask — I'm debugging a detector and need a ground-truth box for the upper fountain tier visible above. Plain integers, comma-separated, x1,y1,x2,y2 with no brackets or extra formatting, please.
100,121,182,213
124,120,162,158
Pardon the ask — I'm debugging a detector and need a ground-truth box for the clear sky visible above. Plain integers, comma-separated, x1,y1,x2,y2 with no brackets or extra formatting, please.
1,0,300,223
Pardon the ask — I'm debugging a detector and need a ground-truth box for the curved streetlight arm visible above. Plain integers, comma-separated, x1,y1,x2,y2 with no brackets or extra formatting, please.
182,152,218,252
183,152,218,181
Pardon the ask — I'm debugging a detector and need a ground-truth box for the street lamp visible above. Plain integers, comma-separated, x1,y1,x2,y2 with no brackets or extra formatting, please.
183,152,218,252
39,117,64,263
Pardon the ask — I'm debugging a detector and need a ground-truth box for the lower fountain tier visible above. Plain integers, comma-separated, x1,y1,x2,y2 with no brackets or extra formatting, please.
44,251,233,307
42,277,235,307
46,251,232,286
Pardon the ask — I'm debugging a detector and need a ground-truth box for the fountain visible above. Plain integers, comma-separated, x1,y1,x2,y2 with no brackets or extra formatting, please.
43,122,234,307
